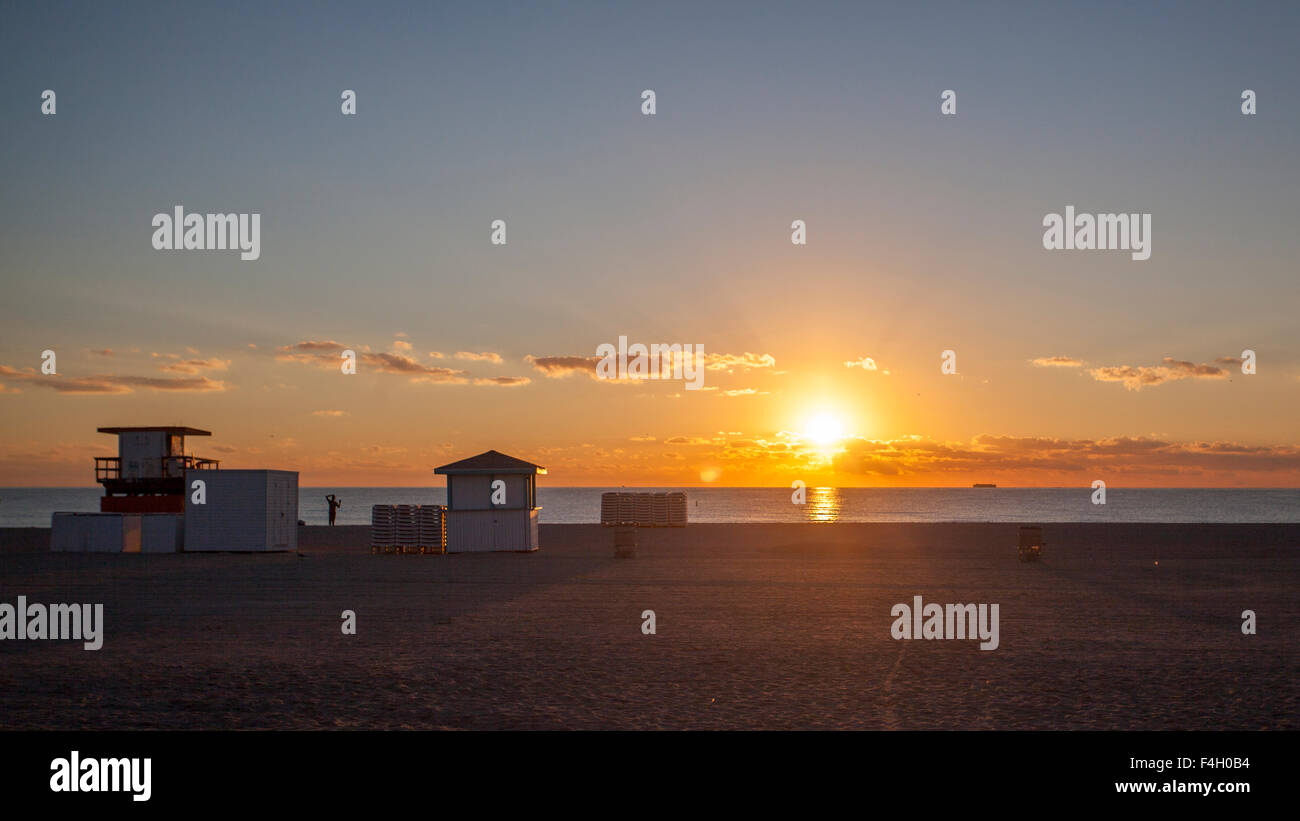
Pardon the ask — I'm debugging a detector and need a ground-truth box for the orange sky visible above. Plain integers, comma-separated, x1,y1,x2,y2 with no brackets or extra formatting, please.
1,337,1297,487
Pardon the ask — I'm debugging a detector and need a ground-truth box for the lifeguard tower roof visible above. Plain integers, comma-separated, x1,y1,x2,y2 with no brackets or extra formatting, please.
98,426,212,436
435,449,546,475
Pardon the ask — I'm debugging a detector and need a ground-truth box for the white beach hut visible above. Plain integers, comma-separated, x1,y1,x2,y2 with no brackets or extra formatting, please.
434,450,545,552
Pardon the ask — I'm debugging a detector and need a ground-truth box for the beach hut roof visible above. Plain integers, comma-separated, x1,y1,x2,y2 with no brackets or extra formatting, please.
98,426,212,436
434,450,547,475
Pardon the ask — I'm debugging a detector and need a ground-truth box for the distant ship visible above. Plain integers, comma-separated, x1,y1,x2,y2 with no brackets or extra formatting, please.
972,483,997,488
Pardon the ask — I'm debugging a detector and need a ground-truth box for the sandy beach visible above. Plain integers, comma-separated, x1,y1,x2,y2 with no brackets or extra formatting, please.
1,523,1295,730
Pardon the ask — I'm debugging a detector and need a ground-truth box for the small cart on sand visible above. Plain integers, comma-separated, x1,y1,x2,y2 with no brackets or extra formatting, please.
1018,525,1044,562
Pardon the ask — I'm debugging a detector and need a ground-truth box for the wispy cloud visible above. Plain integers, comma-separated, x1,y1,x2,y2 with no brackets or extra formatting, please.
278,341,528,387
472,375,530,386
158,358,230,375
0,366,227,393
455,351,503,363
526,355,601,379
844,356,890,375
1089,357,1229,391
704,352,777,372
1031,355,1084,368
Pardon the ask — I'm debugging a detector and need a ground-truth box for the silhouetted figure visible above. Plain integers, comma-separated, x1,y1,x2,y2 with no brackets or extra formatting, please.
326,494,342,526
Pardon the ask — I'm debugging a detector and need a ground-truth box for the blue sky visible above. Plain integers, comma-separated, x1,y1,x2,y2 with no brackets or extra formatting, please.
1,1,1298,485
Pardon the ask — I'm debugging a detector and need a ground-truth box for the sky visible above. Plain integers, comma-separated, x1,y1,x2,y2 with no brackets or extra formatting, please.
1,0,1298,487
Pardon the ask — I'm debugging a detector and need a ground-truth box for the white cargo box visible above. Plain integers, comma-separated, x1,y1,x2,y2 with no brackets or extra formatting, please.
52,513,185,553
52,513,128,552
141,513,184,553
184,469,298,552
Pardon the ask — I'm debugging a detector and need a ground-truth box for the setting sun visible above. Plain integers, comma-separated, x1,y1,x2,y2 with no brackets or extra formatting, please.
804,412,846,445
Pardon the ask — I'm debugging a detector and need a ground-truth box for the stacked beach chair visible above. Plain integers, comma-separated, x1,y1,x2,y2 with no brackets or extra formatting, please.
600,492,620,524
600,492,688,527
651,493,669,527
416,505,446,554
394,505,419,553
371,504,447,554
634,493,653,525
370,505,395,554
667,492,687,527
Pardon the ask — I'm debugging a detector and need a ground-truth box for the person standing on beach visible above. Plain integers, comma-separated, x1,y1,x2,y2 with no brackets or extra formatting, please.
326,494,342,526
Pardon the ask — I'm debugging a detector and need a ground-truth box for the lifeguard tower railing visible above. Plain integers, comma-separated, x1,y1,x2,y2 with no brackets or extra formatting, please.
95,456,221,483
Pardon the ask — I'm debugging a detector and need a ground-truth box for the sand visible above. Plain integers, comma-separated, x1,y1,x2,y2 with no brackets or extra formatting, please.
0,523,1295,730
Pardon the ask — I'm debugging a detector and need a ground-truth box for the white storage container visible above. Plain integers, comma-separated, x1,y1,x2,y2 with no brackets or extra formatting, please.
51,513,128,552
141,514,184,553
184,469,298,552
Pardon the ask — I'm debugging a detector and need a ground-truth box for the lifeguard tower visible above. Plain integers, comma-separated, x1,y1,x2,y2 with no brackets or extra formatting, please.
94,426,220,513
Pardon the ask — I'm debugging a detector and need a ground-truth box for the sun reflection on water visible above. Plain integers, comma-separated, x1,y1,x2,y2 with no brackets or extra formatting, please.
805,487,843,523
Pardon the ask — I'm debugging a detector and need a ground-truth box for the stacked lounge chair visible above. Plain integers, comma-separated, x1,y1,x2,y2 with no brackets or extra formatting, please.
371,503,448,554
600,491,688,527
416,505,446,554
370,505,395,554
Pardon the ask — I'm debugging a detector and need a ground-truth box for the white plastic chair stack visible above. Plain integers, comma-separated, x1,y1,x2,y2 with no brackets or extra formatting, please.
370,505,395,553
416,505,446,554
667,492,687,527
601,491,688,526
394,504,419,553
634,493,652,524
600,492,620,525
617,492,636,523
651,493,669,527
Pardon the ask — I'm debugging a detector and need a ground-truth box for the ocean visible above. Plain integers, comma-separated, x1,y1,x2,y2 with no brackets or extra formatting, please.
0,486,1297,527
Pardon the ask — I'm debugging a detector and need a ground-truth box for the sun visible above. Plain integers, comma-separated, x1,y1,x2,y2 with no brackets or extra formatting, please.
804,412,845,446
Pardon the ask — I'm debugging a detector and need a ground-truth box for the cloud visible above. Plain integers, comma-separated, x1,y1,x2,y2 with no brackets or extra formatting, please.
275,340,349,364
629,434,657,442
392,340,413,351
664,436,712,445
1031,356,1084,368
844,356,891,375
527,350,778,382
1088,357,1229,391
456,351,504,363
471,376,530,386
312,410,348,417
0,366,227,393
88,349,114,357
527,355,602,379
159,358,231,375
365,352,464,377
703,352,777,372
717,388,768,397
278,341,530,387
1215,355,1245,366
826,434,1300,477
